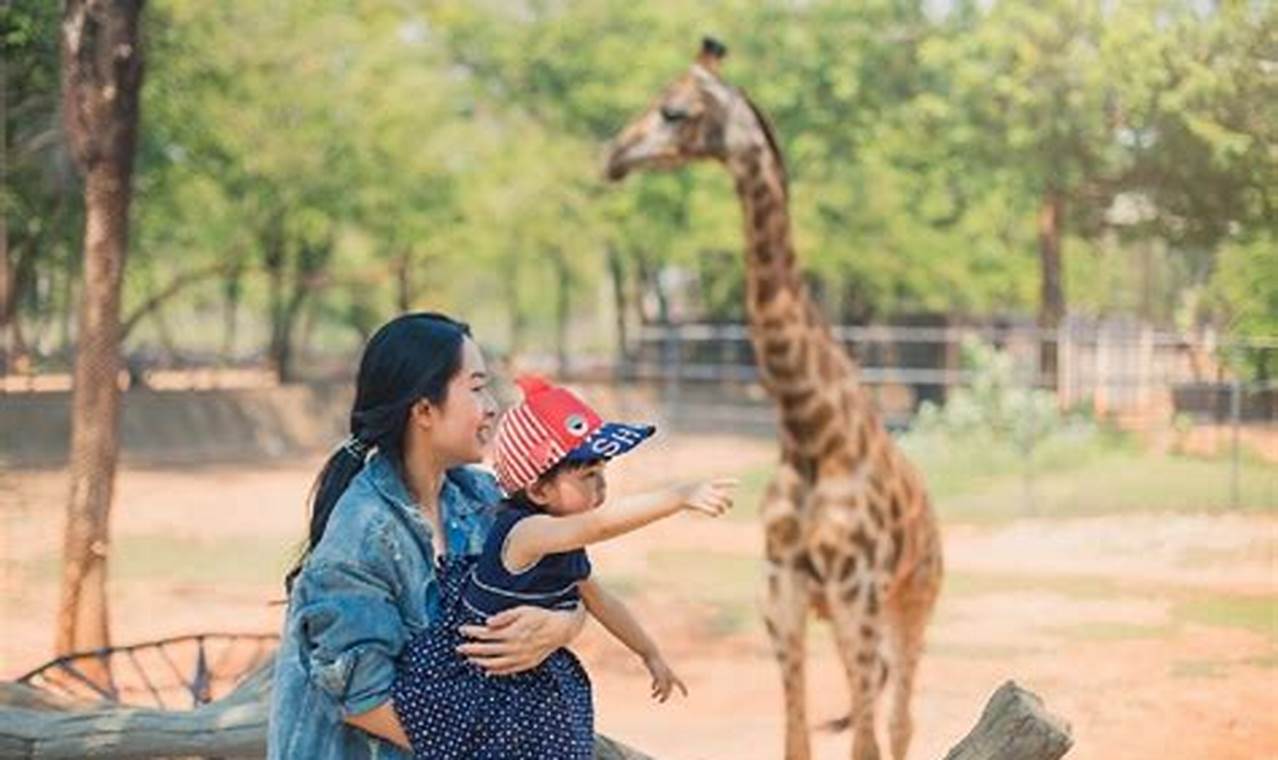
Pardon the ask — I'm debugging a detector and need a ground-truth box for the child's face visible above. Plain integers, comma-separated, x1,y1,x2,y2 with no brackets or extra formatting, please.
537,461,607,516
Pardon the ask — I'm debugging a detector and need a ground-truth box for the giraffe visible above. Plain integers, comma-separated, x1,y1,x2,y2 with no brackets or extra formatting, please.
605,39,943,760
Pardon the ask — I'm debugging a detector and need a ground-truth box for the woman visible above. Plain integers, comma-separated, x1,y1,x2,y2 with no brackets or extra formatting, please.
268,313,585,758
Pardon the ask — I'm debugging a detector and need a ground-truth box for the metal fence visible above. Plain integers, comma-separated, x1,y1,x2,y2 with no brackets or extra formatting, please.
622,319,1276,421
3,318,1273,508
608,319,1278,510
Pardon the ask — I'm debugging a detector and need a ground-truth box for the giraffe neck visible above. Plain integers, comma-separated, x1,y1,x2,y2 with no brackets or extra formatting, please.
729,144,800,321
727,131,869,463
727,142,828,386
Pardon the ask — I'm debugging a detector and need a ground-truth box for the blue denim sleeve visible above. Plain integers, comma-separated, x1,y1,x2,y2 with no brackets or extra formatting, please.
295,558,406,717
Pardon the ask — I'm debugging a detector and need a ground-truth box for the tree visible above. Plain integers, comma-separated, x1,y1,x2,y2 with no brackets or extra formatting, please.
915,1,1119,384
1104,0,1276,363
1107,0,1276,251
1205,235,1278,382
56,0,146,664
2,0,83,370
6,0,1270,389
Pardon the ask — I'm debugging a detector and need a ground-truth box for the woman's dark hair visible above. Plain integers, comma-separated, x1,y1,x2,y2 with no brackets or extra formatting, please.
284,312,472,593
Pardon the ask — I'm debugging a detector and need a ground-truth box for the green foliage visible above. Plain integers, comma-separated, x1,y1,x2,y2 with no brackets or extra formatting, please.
908,337,1100,512
3,0,1274,368
914,338,1085,454
1204,234,1278,380
3,0,84,359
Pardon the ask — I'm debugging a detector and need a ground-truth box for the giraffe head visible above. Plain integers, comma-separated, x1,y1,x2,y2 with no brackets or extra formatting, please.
605,37,779,182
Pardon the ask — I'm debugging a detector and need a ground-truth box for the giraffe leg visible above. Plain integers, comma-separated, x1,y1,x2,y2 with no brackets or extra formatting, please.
826,583,883,760
762,466,811,760
765,559,812,760
877,608,918,760
883,562,941,759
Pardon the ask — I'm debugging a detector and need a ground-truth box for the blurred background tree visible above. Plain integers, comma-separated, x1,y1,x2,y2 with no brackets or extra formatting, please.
2,0,1272,379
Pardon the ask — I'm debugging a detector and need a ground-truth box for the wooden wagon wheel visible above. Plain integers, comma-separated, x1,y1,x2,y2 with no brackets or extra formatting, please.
15,633,279,710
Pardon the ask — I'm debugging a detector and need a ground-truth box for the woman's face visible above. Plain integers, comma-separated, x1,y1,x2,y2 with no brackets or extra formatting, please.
418,337,498,467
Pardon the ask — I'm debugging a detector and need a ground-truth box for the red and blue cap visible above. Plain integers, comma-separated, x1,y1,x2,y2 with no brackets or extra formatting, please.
492,375,656,494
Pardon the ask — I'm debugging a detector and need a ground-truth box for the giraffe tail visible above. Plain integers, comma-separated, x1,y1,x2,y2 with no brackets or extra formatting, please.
817,713,853,733
818,690,876,733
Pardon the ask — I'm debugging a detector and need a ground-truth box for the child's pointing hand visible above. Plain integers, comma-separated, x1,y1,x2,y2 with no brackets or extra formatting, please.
679,477,738,517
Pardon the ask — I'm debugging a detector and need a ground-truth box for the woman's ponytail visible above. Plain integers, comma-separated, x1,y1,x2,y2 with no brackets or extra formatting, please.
284,313,470,594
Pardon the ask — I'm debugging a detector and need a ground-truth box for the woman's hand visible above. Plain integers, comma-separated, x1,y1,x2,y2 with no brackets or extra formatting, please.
457,604,585,676
644,653,688,703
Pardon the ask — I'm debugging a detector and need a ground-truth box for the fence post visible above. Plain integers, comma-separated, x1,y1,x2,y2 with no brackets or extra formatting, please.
663,322,681,419
1230,375,1241,510
1024,352,1038,516
1093,324,1109,418
1138,323,1154,417
1057,322,1071,409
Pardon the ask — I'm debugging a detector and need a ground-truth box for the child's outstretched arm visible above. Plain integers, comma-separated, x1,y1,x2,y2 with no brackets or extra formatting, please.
504,478,736,572
579,578,686,702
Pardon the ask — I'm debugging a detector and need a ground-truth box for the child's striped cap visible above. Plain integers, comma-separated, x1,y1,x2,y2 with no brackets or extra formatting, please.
493,375,655,494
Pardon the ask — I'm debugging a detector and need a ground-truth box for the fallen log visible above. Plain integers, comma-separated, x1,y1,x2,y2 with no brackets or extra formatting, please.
0,656,652,759
1,668,1066,760
0,684,82,712
0,694,267,759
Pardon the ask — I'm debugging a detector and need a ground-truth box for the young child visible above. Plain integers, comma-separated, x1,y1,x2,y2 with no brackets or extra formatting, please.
391,375,736,759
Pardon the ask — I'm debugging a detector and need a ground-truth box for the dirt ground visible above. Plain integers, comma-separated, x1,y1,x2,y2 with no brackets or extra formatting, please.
2,432,1275,759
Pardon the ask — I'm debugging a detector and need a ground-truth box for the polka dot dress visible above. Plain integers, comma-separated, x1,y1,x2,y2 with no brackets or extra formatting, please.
392,553,594,759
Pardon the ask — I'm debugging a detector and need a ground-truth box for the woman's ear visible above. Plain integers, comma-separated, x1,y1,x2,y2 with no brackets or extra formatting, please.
409,399,436,431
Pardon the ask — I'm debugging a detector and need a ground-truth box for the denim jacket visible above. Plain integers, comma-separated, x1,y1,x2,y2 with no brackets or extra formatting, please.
268,451,500,760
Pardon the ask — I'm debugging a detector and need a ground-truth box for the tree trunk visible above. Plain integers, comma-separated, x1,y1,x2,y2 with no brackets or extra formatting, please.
504,250,526,358
3,243,34,374
56,0,145,669
261,223,324,383
395,246,412,314
1,221,37,377
839,270,875,325
261,220,294,383
220,260,243,364
1037,189,1065,391
0,253,13,374
635,249,669,325
58,247,76,364
145,293,177,364
0,50,37,374
550,247,570,378
271,292,298,383
298,300,318,367
269,238,331,383
606,243,632,374
0,44,9,375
